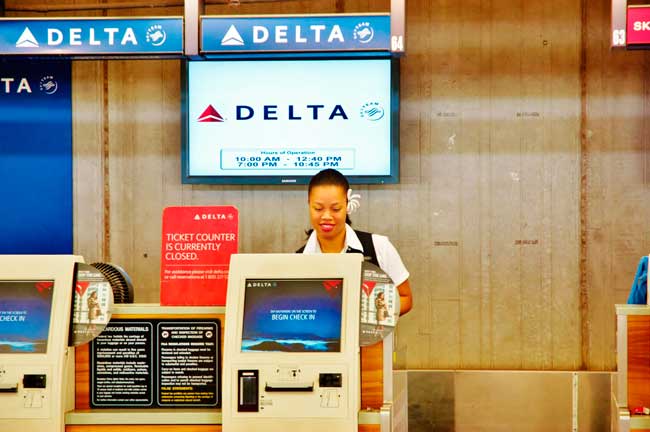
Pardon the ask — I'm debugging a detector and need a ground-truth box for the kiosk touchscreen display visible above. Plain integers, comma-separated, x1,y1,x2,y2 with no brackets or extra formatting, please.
0,281,53,354
241,278,343,353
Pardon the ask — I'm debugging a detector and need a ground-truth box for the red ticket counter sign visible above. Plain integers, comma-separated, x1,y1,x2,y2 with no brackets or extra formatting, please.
627,6,650,47
161,206,238,306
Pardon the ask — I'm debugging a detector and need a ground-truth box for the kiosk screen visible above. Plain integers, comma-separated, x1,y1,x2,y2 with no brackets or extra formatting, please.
0,281,53,354
241,278,343,353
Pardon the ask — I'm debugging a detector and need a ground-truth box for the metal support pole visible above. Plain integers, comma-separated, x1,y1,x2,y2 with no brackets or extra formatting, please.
185,0,204,57
611,0,627,47
390,0,405,55
381,333,394,431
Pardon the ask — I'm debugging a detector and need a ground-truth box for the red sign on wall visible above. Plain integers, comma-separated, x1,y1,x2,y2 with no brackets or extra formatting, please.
160,206,238,306
627,6,650,47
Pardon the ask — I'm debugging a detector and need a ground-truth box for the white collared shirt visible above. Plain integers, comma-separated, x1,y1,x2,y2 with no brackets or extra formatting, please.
301,224,410,286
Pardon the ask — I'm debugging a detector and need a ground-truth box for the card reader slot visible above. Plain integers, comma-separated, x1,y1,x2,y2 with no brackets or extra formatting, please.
0,384,18,393
265,382,314,392
238,370,259,412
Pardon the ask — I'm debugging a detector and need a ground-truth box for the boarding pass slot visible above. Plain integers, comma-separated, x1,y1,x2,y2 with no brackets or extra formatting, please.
0,384,18,393
265,382,314,392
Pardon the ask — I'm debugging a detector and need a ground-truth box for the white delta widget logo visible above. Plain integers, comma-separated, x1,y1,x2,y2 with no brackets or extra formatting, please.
220,21,374,46
39,76,58,94
0,75,58,94
146,25,167,46
15,24,168,48
353,22,374,44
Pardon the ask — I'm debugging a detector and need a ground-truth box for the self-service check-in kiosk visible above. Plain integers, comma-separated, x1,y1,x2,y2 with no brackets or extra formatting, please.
223,253,363,432
0,255,120,431
0,255,83,431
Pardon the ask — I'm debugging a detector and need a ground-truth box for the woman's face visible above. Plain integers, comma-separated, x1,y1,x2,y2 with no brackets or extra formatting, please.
309,184,347,244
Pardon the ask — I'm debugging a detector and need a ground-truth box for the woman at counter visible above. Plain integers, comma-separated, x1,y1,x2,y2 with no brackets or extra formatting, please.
297,169,412,315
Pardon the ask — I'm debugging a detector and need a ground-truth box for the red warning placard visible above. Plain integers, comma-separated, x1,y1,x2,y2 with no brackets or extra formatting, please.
628,6,650,46
160,206,238,306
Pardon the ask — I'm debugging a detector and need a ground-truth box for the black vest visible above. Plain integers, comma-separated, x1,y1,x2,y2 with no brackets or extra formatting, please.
296,229,379,267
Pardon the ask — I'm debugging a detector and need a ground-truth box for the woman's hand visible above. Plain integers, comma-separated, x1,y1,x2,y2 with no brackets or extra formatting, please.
397,279,412,315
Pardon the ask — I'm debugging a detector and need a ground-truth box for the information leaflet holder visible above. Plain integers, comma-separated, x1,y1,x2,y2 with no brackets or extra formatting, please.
0,255,83,432
223,253,363,432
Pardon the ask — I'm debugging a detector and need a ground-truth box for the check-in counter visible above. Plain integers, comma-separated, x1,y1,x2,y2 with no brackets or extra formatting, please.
65,304,394,432
613,305,650,432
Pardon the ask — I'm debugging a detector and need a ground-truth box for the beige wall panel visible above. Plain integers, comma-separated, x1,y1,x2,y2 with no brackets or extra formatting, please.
475,0,495,369
389,0,581,369
281,186,311,252
584,0,610,372
160,61,186,207
205,1,336,16
584,0,650,370
341,0,390,13
73,61,105,264
455,6,485,368
107,60,181,303
578,371,611,432
204,0,389,16
454,371,573,432
104,5,183,16
487,0,526,365
516,0,551,371
251,187,289,252
5,0,181,16
390,0,434,369
546,0,582,370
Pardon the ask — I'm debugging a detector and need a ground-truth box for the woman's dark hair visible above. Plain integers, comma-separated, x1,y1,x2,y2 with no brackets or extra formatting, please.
308,168,350,199
305,169,352,236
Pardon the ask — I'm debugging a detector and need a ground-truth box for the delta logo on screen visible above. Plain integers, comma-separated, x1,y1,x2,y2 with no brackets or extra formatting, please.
197,104,225,122
197,102,355,123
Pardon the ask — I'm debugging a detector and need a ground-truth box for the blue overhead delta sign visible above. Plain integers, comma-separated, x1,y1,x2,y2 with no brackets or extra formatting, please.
0,18,183,55
201,15,391,53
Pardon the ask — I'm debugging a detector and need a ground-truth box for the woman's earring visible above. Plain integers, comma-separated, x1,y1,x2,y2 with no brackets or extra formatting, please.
347,189,361,214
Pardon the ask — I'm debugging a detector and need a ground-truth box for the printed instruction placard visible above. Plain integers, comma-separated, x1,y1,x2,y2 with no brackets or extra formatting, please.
90,318,220,408
160,206,238,305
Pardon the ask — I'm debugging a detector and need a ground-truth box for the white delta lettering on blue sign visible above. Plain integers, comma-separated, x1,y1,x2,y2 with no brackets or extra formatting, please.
251,24,344,44
15,25,140,49
47,27,138,46
0,77,32,93
219,23,346,47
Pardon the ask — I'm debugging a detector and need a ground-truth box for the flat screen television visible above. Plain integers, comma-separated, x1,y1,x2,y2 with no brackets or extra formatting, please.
0,280,53,354
182,56,399,184
241,278,343,353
